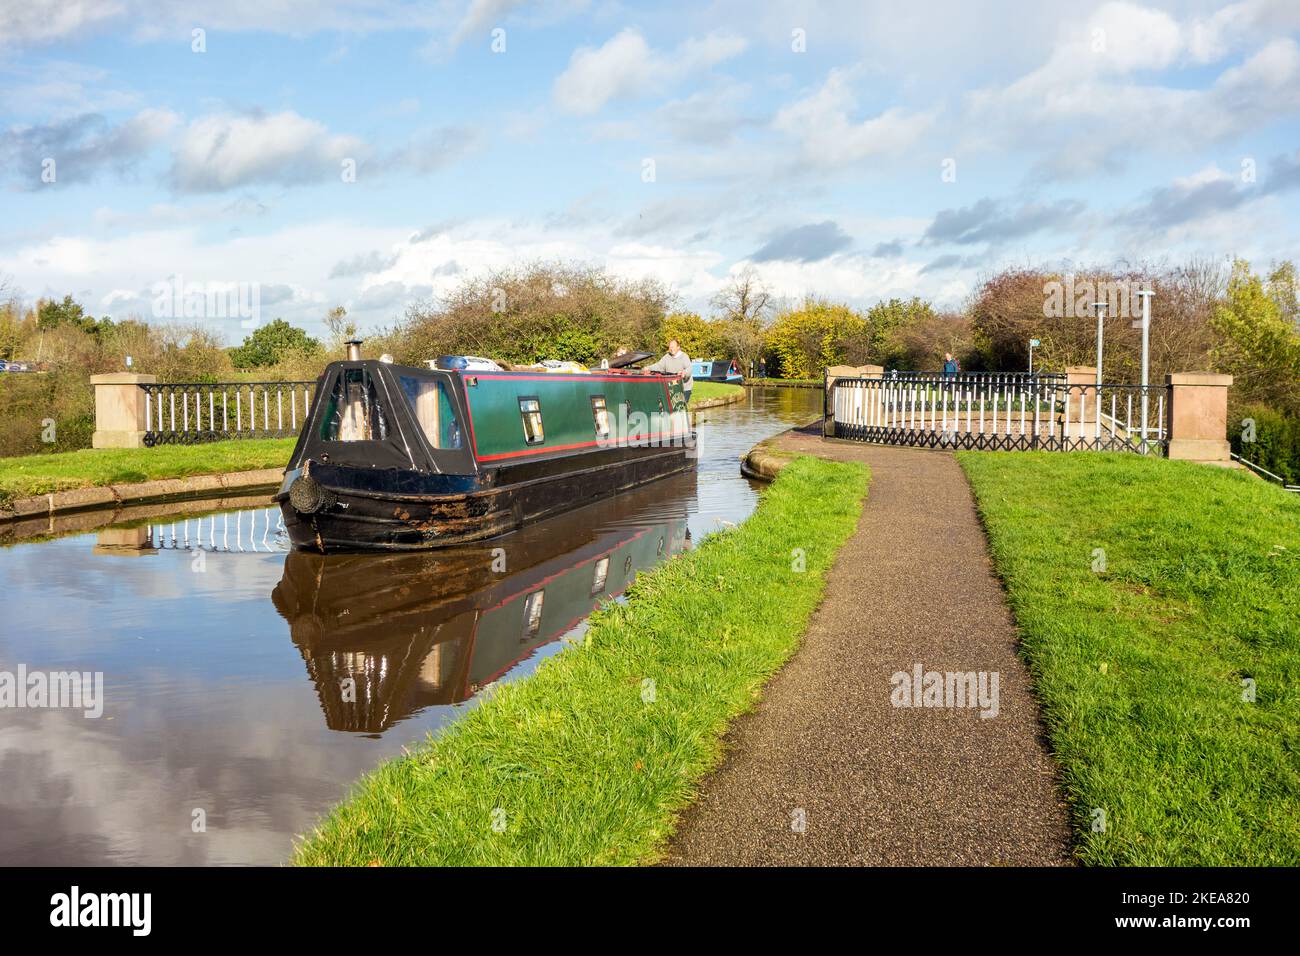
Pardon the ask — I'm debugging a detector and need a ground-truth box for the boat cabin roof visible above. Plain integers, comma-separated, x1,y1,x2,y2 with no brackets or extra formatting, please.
289,359,688,474
289,360,476,474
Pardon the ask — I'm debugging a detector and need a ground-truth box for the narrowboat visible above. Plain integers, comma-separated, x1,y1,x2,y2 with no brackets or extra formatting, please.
274,342,695,551
691,357,744,384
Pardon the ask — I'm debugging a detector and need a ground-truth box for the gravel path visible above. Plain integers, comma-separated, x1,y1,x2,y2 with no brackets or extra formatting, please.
663,431,1073,866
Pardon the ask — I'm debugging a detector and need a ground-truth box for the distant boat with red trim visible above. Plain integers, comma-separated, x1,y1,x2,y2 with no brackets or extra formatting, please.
275,341,695,551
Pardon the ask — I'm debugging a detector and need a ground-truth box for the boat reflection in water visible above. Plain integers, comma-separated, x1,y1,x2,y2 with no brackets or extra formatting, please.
271,490,690,733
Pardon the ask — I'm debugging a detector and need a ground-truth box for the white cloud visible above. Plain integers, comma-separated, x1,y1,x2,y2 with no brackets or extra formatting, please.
734,254,939,308
772,68,933,169
1085,2,1183,74
553,28,747,115
168,111,365,193
1187,0,1300,63
0,107,178,188
0,0,125,47
963,4,1300,181
0,1,451,47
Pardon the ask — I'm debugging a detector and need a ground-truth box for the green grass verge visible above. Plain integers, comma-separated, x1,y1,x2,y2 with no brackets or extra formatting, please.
293,454,869,866
688,381,743,403
0,438,295,506
957,451,1300,865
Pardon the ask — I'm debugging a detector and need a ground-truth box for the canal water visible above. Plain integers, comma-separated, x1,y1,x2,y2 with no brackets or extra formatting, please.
0,387,820,865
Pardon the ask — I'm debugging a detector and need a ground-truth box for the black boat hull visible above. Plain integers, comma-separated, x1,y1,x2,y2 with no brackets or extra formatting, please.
277,444,695,552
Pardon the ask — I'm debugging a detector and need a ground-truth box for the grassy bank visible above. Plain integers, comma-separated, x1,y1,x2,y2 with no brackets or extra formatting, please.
958,452,1300,865
294,454,869,866
0,438,295,506
745,378,822,388
689,381,743,403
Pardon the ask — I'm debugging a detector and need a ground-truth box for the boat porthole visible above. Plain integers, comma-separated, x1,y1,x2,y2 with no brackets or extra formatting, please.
624,555,632,575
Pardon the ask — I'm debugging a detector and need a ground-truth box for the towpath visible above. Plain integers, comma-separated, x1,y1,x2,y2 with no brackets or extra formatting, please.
663,427,1072,865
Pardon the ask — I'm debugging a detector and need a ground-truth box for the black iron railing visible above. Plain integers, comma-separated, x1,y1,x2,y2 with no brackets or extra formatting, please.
140,381,316,446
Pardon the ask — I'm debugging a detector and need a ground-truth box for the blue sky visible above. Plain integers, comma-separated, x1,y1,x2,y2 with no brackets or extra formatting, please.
2,0,1299,342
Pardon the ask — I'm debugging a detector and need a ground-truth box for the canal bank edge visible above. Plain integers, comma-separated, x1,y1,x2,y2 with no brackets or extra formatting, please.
743,379,824,389
688,386,745,411
740,417,823,481
0,468,284,524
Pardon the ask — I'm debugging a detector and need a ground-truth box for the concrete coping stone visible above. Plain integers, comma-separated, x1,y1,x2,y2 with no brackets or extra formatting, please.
1,467,285,524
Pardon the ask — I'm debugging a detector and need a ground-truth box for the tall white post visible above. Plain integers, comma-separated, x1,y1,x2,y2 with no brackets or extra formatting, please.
1092,302,1107,388
1136,289,1153,450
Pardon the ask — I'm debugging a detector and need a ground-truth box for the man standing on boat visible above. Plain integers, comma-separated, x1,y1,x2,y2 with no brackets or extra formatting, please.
647,338,693,404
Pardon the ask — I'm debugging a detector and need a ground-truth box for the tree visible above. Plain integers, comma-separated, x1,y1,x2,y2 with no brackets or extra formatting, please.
714,317,768,374
866,297,938,366
323,305,357,352
765,299,869,379
658,312,723,358
37,295,85,331
1267,261,1299,329
967,262,1220,381
711,267,773,325
392,262,673,366
1211,258,1300,414
229,319,322,368
0,278,33,361
883,310,975,371
709,269,775,373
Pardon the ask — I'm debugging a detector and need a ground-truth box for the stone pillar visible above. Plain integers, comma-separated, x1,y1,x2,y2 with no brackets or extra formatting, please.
93,526,156,555
91,373,156,449
1063,366,1097,438
1165,372,1233,465
824,365,883,437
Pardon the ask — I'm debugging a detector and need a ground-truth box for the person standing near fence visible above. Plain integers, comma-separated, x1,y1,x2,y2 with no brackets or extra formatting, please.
943,353,960,378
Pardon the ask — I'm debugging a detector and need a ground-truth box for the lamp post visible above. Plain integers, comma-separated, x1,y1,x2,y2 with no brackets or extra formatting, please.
1028,338,1040,375
1134,290,1153,450
1092,302,1108,387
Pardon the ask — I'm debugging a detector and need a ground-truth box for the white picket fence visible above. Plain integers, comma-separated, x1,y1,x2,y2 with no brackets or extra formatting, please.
147,507,288,552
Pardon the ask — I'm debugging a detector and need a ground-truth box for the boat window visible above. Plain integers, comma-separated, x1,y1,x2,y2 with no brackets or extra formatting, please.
591,557,609,595
519,397,544,444
320,368,388,442
398,374,463,450
522,590,545,639
591,395,610,438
